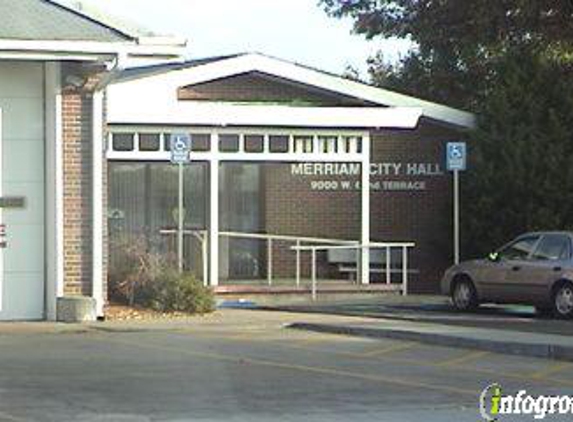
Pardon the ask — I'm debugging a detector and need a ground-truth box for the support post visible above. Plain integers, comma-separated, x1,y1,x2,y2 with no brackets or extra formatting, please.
360,135,371,285
402,246,408,296
45,63,64,320
202,232,208,287
209,158,219,287
386,246,391,285
177,162,184,273
311,248,317,301
267,239,273,286
295,240,301,287
92,90,105,317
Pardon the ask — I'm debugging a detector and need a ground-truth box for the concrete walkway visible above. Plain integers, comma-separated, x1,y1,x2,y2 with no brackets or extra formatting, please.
288,316,573,361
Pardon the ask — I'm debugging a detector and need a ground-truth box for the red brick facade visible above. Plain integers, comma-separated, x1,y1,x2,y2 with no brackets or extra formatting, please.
62,87,93,296
262,120,461,293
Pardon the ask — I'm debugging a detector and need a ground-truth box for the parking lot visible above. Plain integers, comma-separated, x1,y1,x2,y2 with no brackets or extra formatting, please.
0,309,572,421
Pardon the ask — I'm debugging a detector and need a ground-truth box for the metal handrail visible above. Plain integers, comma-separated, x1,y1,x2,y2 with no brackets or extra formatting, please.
292,242,416,300
159,229,358,287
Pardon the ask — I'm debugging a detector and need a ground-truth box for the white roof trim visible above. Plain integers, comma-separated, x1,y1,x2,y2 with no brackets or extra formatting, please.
0,39,185,60
107,101,422,129
49,0,186,46
114,53,475,129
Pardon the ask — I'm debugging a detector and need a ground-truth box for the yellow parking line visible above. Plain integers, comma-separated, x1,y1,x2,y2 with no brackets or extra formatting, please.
150,327,573,390
531,362,573,380
92,333,476,397
360,342,417,357
435,350,490,367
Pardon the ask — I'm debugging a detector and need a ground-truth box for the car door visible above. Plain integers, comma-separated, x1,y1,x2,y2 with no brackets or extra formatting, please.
506,234,572,303
480,235,541,302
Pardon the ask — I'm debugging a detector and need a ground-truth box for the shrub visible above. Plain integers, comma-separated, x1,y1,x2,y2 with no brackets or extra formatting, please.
108,234,167,305
144,270,215,314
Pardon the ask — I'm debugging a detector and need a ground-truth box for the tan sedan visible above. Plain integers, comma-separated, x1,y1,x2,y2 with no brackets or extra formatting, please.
441,232,573,319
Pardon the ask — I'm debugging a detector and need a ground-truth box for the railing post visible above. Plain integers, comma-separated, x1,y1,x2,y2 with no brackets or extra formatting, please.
267,238,273,286
402,246,408,296
386,246,391,285
311,248,317,301
355,247,361,284
202,232,208,287
296,240,301,287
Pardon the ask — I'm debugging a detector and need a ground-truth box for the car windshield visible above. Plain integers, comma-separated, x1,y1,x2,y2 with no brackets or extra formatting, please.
497,236,540,260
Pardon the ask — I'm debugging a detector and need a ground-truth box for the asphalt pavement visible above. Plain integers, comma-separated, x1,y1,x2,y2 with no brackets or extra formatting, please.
0,309,572,421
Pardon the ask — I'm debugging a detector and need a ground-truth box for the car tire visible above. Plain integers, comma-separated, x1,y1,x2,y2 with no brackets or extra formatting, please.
451,277,478,312
552,281,573,319
535,306,553,319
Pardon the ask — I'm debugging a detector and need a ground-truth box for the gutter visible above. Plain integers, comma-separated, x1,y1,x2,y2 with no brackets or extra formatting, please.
91,52,128,318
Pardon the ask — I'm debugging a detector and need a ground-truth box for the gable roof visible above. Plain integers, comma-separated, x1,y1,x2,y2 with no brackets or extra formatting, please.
0,0,131,42
115,52,475,129
0,0,186,61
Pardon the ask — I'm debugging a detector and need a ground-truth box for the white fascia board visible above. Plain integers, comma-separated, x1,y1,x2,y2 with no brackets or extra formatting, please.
0,40,185,61
107,101,422,129
113,53,474,129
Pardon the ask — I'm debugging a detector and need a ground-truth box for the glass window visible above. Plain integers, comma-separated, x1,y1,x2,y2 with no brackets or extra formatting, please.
244,135,264,153
164,134,172,151
219,134,240,152
191,134,210,152
342,136,362,153
269,135,289,153
139,133,160,151
498,236,540,260
531,235,571,261
318,136,337,153
294,136,313,153
112,133,134,151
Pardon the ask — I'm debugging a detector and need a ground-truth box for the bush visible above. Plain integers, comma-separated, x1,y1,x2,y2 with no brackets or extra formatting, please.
143,270,215,314
108,234,167,305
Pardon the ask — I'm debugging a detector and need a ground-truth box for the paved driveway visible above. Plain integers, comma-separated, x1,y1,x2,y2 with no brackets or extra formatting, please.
0,310,571,421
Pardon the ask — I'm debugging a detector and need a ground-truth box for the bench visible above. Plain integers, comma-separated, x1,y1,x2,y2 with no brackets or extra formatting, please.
327,248,419,281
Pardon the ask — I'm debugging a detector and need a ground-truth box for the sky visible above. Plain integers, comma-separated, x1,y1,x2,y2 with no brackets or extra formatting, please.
80,0,411,77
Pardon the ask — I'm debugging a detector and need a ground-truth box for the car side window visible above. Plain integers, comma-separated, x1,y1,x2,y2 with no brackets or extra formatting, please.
531,235,572,261
498,236,540,260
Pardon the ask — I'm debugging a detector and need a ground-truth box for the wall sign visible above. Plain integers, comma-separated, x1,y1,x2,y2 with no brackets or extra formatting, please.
291,162,444,192
0,224,6,248
0,196,25,209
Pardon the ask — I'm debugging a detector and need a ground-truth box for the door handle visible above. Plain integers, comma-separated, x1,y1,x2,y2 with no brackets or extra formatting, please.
512,266,521,271
553,266,562,272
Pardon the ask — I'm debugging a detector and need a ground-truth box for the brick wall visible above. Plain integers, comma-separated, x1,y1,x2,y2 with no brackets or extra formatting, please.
262,119,462,292
62,86,93,296
178,72,373,106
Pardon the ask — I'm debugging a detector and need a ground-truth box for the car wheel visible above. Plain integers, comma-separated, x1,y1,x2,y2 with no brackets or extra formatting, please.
535,306,553,319
553,282,573,319
452,278,478,311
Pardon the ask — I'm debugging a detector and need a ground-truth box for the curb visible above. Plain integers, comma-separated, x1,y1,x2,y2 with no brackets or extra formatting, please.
287,322,573,362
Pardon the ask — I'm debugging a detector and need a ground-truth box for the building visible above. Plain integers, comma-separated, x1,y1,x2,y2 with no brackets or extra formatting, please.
0,0,474,321
106,53,474,298
0,0,184,320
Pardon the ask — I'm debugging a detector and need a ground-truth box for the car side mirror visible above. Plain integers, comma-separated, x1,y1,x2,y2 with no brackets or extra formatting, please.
487,252,500,262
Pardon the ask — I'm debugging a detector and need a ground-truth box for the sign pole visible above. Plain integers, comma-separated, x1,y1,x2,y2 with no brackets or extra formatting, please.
453,169,460,265
170,133,191,274
446,142,466,266
177,162,184,273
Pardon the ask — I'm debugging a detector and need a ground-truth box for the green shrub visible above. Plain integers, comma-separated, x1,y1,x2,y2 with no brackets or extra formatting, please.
144,270,215,314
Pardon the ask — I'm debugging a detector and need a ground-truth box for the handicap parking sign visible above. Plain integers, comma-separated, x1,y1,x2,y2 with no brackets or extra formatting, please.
446,142,467,171
170,133,191,164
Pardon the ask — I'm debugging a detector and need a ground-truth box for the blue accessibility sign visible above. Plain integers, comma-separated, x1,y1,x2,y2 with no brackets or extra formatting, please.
446,142,467,171
170,133,191,164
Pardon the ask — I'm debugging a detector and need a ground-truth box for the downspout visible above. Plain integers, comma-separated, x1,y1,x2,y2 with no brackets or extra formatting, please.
92,51,127,318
